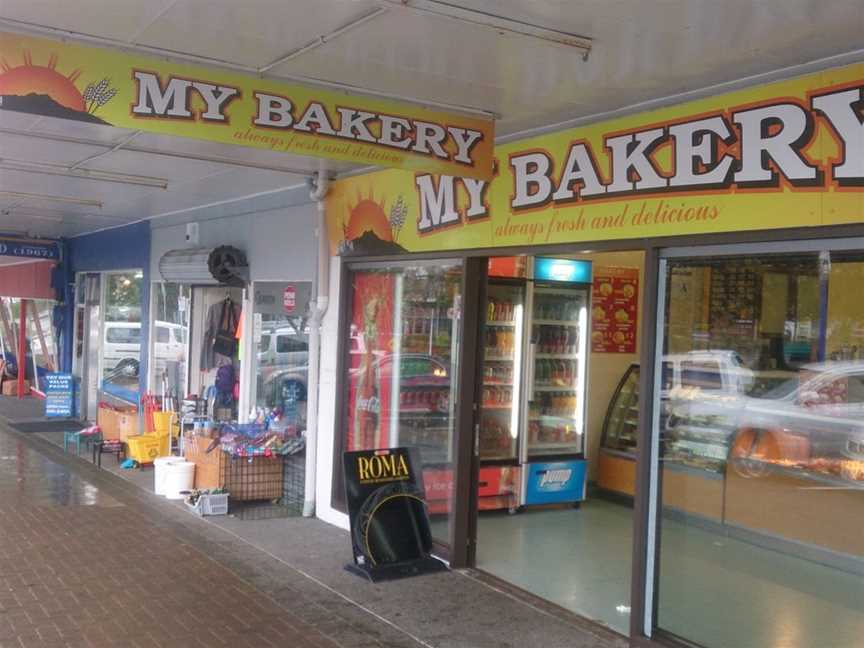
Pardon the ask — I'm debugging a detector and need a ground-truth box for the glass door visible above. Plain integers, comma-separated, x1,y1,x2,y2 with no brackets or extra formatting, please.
478,281,526,462
84,274,101,421
342,260,464,547
525,284,589,458
649,241,864,648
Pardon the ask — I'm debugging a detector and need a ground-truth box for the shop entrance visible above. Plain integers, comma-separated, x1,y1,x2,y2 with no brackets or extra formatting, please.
188,286,243,420
471,252,645,635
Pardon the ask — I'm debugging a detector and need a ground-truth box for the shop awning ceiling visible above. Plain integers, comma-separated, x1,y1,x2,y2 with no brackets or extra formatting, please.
0,109,348,238
0,0,861,240
2,0,861,136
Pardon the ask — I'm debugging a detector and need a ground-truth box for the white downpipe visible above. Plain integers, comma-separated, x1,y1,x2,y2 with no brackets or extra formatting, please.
304,171,330,517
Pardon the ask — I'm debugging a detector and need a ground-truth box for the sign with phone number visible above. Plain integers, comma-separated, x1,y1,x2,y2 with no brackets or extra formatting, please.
0,239,60,260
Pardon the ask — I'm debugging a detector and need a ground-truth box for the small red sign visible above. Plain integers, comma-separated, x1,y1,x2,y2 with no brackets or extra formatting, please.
283,286,296,314
591,267,639,354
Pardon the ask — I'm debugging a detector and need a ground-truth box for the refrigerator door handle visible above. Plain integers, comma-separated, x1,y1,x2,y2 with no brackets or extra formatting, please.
527,342,537,401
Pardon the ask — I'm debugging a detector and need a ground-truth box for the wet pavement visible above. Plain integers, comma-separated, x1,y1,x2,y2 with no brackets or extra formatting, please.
0,428,373,648
0,418,629,648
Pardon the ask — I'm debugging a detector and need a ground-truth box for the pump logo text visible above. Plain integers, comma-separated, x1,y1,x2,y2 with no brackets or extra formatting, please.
538,469,573,489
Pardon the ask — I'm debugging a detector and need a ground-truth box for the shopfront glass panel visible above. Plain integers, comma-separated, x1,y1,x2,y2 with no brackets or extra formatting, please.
655,250,864,648
343,261,463,547
252,282,310,433
101,271,143,400
149,283,191,406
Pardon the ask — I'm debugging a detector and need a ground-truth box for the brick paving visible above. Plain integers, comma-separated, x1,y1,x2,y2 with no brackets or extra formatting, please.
0,414,630,648
0,428,395,648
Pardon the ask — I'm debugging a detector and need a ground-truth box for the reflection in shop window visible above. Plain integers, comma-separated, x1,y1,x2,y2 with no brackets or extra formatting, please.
101,271,144,399
342,262,463,547
149,283,190,406
656,251,864,648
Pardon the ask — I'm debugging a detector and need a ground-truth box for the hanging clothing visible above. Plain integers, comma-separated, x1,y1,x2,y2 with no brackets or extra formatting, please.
200,298,241,371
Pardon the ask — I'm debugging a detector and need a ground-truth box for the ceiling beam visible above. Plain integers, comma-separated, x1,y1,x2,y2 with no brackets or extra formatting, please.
69,130,142,170
0,158,168,188
0,190,101,208
259,7,389,72
380,0,592,58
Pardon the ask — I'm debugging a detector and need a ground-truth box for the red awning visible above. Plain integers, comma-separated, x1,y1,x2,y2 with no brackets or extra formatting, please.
0,260,56,300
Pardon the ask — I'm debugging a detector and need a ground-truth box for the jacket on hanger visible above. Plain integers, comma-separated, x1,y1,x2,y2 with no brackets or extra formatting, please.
200,298,242,371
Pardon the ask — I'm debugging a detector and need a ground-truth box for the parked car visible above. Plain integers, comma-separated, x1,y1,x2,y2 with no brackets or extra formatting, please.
665,359,864,472
257,326,309,371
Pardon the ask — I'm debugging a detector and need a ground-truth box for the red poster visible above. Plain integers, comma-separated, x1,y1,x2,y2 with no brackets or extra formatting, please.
346,272,394,451
591,267,639,353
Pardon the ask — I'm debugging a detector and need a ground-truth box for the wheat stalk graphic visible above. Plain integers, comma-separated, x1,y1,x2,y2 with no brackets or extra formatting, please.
389,195,407,242
82,78,118,115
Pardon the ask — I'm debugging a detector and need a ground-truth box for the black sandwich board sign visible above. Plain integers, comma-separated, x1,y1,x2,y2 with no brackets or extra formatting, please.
343,447,447,582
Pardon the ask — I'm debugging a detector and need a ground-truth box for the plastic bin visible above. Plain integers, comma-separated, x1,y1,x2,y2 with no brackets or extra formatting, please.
186,492,229,516
126,433,170,464
162,461,195,500
154,456,183,496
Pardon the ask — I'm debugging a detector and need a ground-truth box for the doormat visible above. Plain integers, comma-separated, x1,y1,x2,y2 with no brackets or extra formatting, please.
10,419,83,433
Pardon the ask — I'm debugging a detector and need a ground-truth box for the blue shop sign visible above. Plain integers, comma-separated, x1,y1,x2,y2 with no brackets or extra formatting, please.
0,238,60,261
45,373,75,418
534,258,592,283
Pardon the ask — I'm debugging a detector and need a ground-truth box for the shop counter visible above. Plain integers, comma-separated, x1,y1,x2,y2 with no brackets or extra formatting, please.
598,449,724,522
724,461,864,559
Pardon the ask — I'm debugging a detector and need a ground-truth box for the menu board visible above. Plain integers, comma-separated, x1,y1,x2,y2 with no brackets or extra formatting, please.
591,267,639,353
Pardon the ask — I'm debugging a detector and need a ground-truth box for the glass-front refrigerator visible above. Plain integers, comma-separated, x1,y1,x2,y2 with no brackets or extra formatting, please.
478,279,527,511
522,258,592,506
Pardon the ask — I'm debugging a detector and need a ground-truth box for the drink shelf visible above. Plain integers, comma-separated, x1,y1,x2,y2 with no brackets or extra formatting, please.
483,381,513,386
533,385,579,392
485,354,515,361
529,414,581,423
482,403,514,410
535,353,581,360
533,319,582,326
487,321,516,327
529,442,583,450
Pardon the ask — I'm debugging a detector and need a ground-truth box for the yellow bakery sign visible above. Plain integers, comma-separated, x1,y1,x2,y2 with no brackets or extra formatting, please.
327,63,863,254
0,31,494,179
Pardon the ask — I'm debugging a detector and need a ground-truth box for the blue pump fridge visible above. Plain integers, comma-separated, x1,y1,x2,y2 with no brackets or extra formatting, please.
520,258,592,506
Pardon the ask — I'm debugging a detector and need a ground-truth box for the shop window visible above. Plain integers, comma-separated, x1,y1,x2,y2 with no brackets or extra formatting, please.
0,298,58,392
250,282,310,432
655,250,864,648
338,261,463,547
679,360,723,390
276,336,307,354
101,271,144,401
106,326,141,344
149,282,191,406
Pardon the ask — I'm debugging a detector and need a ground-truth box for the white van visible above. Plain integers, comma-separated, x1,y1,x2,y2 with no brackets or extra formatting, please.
257,326,309,370
103,321,186,371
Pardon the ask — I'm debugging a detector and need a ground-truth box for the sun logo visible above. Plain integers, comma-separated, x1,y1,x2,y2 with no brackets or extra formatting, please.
0,49,117,122
342,190,409,245
0,50,85,111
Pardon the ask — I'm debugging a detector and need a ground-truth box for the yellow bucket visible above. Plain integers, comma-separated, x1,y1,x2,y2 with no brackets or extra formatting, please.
126,433,170,464
152,411,176,436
